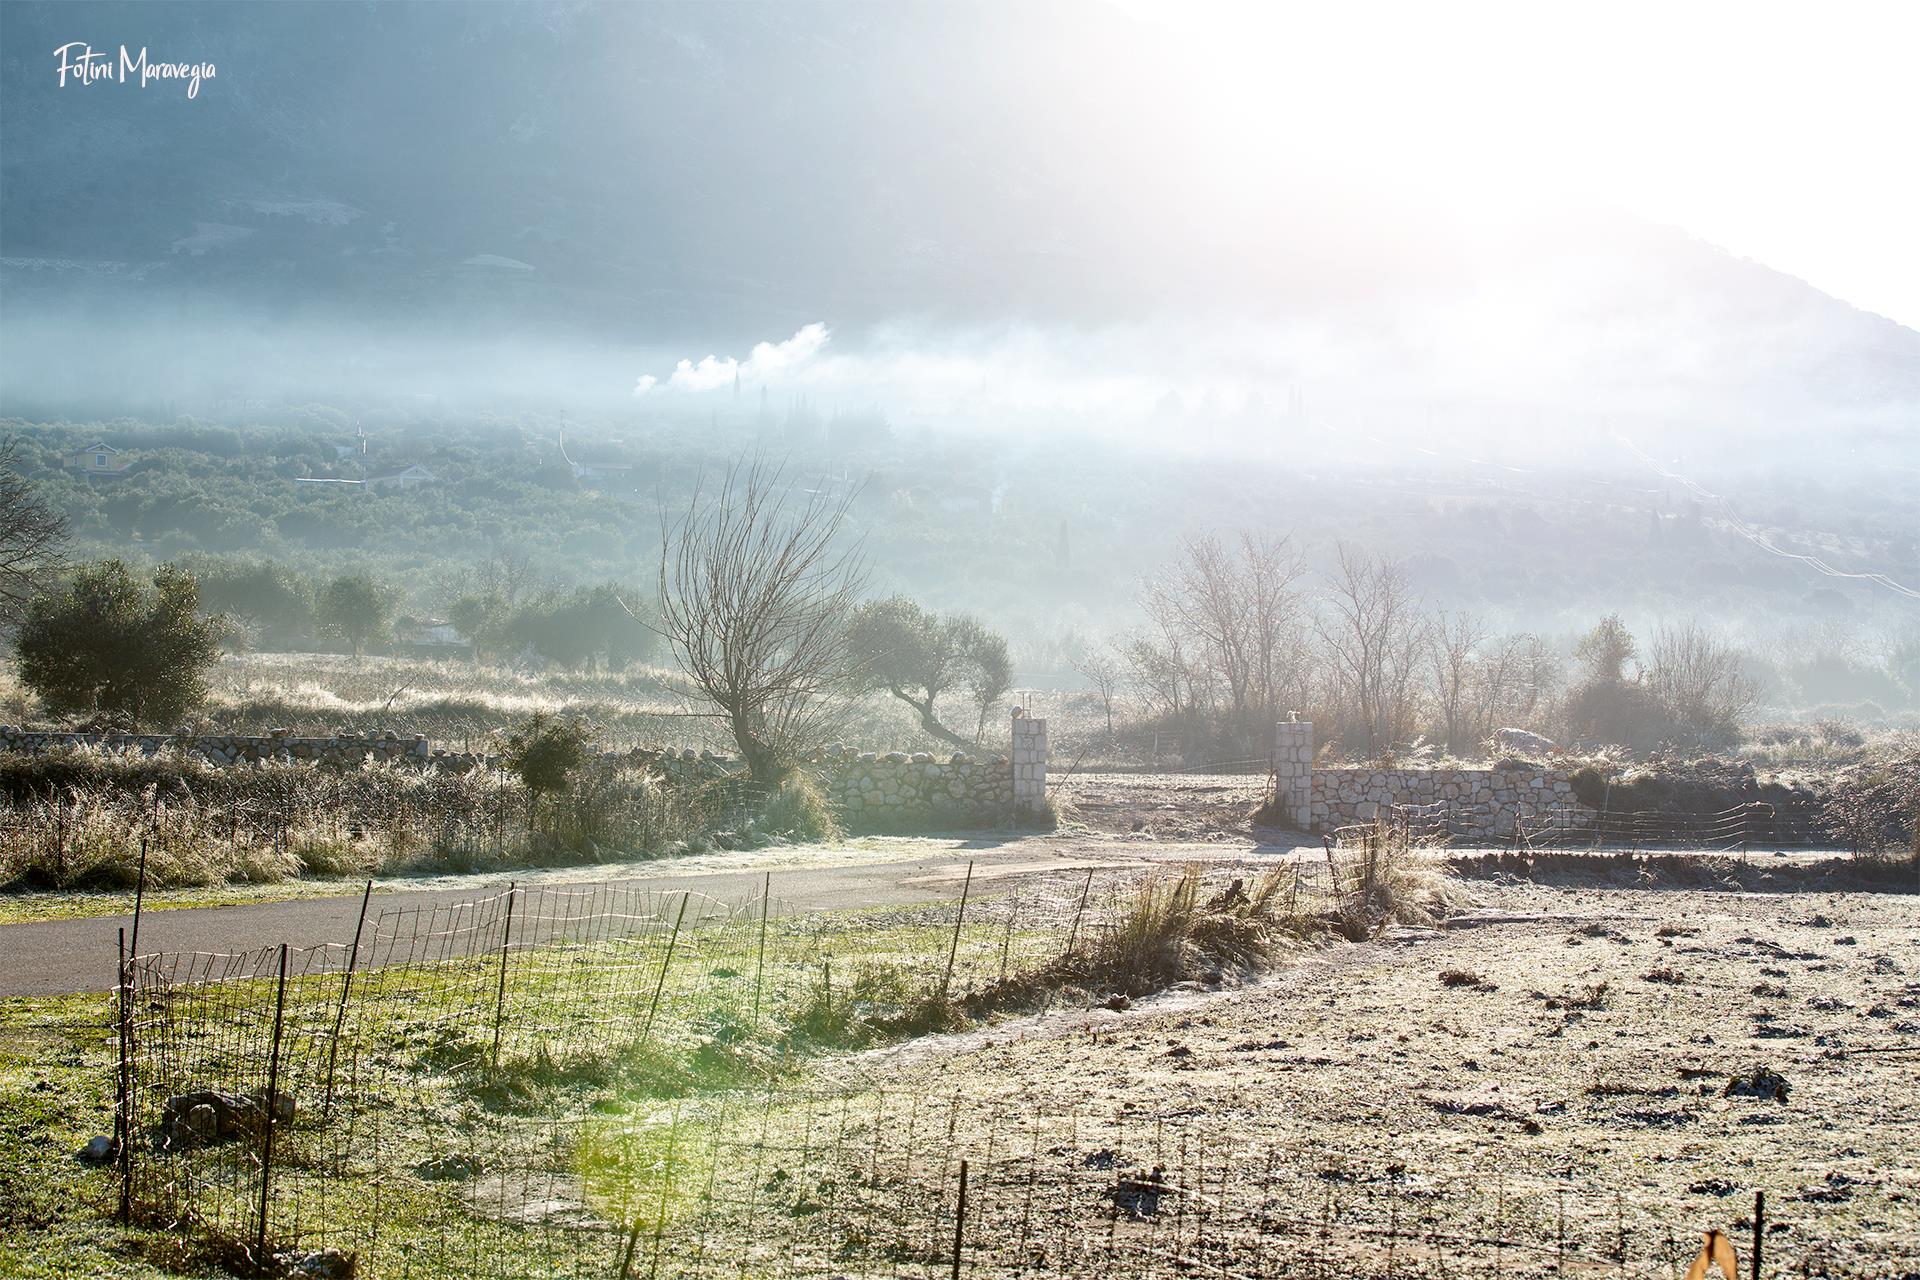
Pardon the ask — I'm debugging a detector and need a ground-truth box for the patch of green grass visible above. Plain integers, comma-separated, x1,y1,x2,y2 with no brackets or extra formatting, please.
0,995,198,1278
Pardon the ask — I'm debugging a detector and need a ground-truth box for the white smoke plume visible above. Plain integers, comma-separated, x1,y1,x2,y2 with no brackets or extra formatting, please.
634,321,831,395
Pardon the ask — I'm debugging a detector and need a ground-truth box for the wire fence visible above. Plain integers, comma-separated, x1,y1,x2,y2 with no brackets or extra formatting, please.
102,856,1829,1278
1336,799,1853,856
114,863,1353,1270
363,1085,1777,1280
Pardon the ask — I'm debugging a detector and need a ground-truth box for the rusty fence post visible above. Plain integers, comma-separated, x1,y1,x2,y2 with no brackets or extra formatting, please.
116,927,133,1225
950,1157,970,1280
129,837,148,961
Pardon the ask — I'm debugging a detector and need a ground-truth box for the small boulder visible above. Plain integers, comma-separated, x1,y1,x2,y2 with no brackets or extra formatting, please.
77,1135,117,1164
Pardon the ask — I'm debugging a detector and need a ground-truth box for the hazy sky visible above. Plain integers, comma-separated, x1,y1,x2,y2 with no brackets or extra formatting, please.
1116,0,1920,331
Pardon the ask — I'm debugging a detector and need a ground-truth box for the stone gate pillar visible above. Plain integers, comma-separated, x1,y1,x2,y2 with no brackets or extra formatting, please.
1272,720,1314,830
1011,715,1048,817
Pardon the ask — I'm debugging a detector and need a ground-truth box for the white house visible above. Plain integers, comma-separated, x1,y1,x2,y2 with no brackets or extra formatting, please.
569,459,634,484
63,443,129,476
366,464,436,491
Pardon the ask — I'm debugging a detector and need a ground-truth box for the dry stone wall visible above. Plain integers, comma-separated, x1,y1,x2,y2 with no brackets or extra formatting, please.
0,726,437,768
812,745,1015,832
1311,763,1587,841
1280,721,1593,840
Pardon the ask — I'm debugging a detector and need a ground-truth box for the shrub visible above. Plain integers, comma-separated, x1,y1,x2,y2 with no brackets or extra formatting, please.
504,713,593,801
759,773,841,842
1820,755,1920,862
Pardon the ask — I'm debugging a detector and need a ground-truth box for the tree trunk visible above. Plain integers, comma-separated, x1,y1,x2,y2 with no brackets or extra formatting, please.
730,707,785,787
891,689,970,749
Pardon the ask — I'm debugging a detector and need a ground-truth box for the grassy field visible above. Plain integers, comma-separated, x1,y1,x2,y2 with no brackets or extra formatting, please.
2,861,1364,1279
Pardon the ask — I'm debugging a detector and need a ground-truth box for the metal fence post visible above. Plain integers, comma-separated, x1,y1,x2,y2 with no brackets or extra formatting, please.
115,927,133,1225
322,880,374,1121
940,862,974,1002
491,882,517,1068
1752,1190,1765,1279
641,893,691,1043
129,838,148,961
950,1157,970,1280
752,872,771,1031
1065,868,1095,961
257,942,290,1256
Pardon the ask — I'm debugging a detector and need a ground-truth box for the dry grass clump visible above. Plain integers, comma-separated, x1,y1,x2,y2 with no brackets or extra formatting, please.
1540,981,1613,1011
985,868,1322,1011
1326,818,1470,941
758,773,842,843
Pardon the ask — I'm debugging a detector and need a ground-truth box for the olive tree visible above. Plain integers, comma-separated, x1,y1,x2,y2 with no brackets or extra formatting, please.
15,560,226,729
849,596,1012,747
317,573,391,658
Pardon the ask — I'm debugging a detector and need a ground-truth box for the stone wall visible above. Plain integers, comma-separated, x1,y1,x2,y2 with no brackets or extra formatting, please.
1311,762,1587,841
0,725,439,768
813,746,1015,832
1271,721,1313,828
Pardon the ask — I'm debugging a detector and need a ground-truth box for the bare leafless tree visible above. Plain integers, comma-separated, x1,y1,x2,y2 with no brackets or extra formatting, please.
1425,610,1486,755
1121,628,1193,720
1316,544,1422,755
1240,531,1311,717
0,441,67,625
1648,621,1757,744
1071,644,1125,739
1145,530,1307,727
479,545,537,609
656,458,865,784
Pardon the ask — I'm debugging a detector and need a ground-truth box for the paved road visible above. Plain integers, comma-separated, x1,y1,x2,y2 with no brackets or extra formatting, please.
0,838,1295,997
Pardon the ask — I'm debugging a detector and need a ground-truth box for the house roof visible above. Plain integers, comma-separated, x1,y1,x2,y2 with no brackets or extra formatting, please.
70,443,119,455
368,464,435,481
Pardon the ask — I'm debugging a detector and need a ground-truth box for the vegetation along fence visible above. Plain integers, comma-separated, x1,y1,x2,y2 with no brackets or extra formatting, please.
93,858,1823,1277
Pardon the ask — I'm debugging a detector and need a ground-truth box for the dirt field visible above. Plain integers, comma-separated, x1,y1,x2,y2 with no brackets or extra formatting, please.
828,875,1920,1276
1054,770,1274,841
